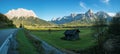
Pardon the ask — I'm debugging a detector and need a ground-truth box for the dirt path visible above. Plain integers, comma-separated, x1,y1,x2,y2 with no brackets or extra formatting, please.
29,33,66,54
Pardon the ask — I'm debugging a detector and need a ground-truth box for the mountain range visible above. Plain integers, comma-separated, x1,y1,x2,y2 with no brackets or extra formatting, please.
5,8,55,27
51,9,112,24
5,8,115,27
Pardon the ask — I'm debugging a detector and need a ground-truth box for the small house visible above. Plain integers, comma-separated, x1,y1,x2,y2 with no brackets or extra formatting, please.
64,29,80,40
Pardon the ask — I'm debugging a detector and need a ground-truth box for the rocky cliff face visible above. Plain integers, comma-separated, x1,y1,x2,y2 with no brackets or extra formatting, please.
5,8,37,19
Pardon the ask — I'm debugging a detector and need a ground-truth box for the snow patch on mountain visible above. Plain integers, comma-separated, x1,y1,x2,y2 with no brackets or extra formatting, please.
107,12,116,17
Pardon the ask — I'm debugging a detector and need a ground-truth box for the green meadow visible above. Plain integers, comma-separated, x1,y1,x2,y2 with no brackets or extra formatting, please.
30,27,97,52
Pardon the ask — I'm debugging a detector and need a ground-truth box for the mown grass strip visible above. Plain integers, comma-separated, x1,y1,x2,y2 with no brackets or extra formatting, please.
16,29,38,54
25,30,45,54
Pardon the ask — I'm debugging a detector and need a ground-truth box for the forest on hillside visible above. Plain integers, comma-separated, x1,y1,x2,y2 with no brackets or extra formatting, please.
0,13,15,28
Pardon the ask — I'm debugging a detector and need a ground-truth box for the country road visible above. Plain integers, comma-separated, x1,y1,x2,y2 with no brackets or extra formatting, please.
0,29,17,47
0,29,18,54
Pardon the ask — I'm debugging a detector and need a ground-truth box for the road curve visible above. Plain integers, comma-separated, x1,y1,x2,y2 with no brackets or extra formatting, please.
0,29,17,47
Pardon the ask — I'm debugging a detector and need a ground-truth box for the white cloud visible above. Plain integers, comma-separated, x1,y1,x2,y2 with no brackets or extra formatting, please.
107,12,116,16
80,2,87,10
101,0,110,4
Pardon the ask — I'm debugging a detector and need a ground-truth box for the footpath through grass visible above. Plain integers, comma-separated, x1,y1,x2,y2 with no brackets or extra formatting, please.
16,29,38,54
31,28,97,52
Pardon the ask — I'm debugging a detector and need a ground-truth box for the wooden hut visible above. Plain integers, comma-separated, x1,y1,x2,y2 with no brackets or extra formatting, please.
64,29,80,40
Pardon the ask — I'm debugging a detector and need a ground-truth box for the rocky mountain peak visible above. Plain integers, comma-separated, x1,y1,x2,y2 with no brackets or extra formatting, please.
5,8,37,19
88,9,93,14
96,11,110,18
70,13,76,18
85,9,94,17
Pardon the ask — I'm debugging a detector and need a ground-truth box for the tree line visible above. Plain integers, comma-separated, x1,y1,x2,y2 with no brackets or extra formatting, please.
89,12,120,54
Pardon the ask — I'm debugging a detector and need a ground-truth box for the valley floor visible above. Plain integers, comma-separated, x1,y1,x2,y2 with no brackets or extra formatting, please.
30,27,97,53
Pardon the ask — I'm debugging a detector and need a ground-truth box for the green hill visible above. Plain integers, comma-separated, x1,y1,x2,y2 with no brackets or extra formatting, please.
0,13,15,28
11,16,55,28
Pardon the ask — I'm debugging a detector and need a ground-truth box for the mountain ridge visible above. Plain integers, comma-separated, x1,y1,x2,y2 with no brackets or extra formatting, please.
51,9,112,24
5,8,37,19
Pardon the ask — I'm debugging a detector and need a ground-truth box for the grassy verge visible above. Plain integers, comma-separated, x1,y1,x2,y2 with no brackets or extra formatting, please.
16,29,38,54
31,28,97,52
25,30,45,54
0,27,16,30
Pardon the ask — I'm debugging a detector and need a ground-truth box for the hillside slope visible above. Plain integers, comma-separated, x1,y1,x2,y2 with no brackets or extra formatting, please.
0,13,15,28
11,17,55,27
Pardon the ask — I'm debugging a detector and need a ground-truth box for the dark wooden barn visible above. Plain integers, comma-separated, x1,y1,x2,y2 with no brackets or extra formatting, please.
64,29,80,40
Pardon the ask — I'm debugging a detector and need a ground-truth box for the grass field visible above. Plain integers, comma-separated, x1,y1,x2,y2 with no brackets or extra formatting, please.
30,28,97,52
27,27,75,31
16,29,38,54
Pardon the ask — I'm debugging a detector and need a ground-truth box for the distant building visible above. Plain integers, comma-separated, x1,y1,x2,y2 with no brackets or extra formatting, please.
64,29,80,40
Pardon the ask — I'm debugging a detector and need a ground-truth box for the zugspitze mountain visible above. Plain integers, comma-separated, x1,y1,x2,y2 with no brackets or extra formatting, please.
5,8,37,19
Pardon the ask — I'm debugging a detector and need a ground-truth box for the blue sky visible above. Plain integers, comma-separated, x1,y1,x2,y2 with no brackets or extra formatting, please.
0,0,119,21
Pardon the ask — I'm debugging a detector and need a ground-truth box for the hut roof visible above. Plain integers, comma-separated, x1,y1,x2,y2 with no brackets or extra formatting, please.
64,29,80,35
